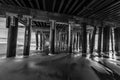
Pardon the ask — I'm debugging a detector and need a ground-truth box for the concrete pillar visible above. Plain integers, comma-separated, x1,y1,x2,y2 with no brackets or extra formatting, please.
114,27,120,56
66,31,69,50
50,20,55,54
76,33,79,51
79,32,82,51
54,25,57,51
58,32,61,51
35,31,39,50
40,33,43,50
89,33,91,52
74,33,77,51
103,26,110,56
68,22,72,53
90,26,97,54
111,28,114,52
23,18,32,56
72,34,75,51
42,33,45,50
65,33,68,51
7,16,18,57
97,27,103,57
81,23,87,57
87,31,90,53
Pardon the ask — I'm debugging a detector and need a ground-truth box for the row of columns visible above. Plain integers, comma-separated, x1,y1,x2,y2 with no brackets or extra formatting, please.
7,16,18,57
6,16,57,57
69,22,119,57
6,14,120,58
35,31,44,50
6,14,32,57
48,21,120,57
72,32,81,51
55,32,68,51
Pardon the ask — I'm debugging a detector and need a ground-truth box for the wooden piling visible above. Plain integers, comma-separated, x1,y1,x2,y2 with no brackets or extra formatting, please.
7,16,18,57
23,18,32,56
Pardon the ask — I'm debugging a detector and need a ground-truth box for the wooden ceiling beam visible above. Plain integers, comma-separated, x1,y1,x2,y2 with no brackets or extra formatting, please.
8,0,16,6
0,0,6,4
77,0,96,16
90,1,120,18
3,0,9,5
100,1,120,13
92,12,120,23
91,5,120,20
34,21,39,27
52,0,56,12
71,0,86,14
0,3,73,23
63,0,72,13
67,0,79,14
38,22,42,27
32,26,50,32
58,0,64,13
28,0,34,8
35,0,40,9
43,0,46,11
19,0,26,7
83,0,113,17
89,2,120,21
14,0,23,7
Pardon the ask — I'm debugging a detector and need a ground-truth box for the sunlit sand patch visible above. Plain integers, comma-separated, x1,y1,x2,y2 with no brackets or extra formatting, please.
16,55,24,58
48,53,54,56
108,51,117,61
94,57,99,62
30,53,36,56
0,56,6,59
74,54,81,57
86,54,90,59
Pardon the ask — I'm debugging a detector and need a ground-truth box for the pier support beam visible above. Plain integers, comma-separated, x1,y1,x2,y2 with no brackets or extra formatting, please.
79,32,82,51
97,27,103,57
76,33,79,51
7,15,18,57
114,27,120,56
111,28,114,53
50,20,55,54
103,26,110,57
68,22,73,53
40,33,43,50
81,23,87,57
23,17,32,56
35,31,39,50
90,26,96,55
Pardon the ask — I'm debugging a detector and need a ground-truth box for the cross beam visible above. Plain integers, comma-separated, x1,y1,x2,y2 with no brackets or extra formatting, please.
0,3,73,23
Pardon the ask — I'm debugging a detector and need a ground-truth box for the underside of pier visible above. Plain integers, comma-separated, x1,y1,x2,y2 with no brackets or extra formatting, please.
0,0,120,80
